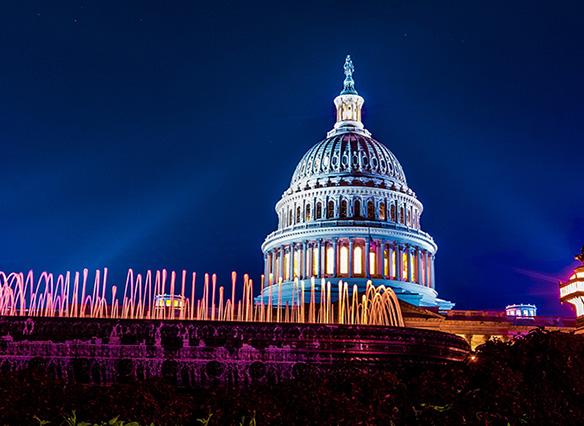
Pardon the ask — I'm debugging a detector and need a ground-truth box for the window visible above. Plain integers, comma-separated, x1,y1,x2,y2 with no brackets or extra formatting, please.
327,200,335,219
296,206,301,224
294,248,300,278
400,206,405,224
312,247,319,276
305,204,311,222
326,245,334,274
340,245,349,274
402,252,409,281
369,250,376,275
354,199,361,218
379,202,386,220
412,252,417,282
284,251,290,281
383,248,389,277
354,246,363,275
390,204,396,221
315,202,322,220
367,201,375,220
340,199,348,218
288,209,293,226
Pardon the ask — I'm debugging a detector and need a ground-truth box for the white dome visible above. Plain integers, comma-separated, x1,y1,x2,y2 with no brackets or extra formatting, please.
290,132,407,190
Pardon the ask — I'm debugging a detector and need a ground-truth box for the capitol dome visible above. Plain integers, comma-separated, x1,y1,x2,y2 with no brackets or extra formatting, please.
256,56,454,311
290,132,408,190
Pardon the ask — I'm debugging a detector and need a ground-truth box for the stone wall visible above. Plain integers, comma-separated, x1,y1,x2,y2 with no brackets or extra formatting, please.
0,317,469,386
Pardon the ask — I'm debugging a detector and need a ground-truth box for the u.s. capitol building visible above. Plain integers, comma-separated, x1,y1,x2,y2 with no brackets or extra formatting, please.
257,56,453,311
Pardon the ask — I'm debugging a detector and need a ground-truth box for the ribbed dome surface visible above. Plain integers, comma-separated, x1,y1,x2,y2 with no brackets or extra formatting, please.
291,132,407,187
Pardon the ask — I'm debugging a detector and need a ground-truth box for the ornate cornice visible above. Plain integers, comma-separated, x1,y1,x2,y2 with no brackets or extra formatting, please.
262,224,437,253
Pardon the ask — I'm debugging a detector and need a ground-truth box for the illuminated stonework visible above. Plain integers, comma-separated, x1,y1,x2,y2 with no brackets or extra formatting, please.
560,248,584,318
257,56,454,311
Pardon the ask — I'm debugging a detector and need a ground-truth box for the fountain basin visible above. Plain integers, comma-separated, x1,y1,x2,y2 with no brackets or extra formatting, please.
0,317,469,386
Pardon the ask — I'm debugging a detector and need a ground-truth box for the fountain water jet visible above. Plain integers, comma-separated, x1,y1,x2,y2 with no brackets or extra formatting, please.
0,268,404,327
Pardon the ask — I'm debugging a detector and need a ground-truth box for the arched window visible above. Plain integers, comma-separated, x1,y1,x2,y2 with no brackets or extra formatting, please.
369,249,376,275
340,245,349,275
284,251,290,281
354,199,361,218
399,206,405,224
367,201,375,220
354,246,363,275
293,248,301,278
312,246,319,276
315,202,322,220
383,247,389,277
305,204,311,222
296,206,301,224
288,209,293,226
379,202,386,221
390,204,396,222
326,245,334,275
327,200,335,219
340,199,348,218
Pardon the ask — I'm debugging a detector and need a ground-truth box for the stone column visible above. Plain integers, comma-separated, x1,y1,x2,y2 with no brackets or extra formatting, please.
289,244,295,281
365,239,370,278
376,240,383,278
430,255,436,288
348,239,354,278
332,238,338,277
425,252,433,287
278,247,284,282
302,240,308,279
389,243,395,280
417,249,423,285
317,239,324,278
322,240,329,276
407,247,414,282
263,253,268,283
270,250,276,284
396,244,403,281
308,242,314,277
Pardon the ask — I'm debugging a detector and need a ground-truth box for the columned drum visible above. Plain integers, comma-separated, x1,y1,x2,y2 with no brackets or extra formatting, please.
256,56,454,311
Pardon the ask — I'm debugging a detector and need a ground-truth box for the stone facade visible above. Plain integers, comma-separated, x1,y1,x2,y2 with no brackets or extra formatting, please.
0,317,469,386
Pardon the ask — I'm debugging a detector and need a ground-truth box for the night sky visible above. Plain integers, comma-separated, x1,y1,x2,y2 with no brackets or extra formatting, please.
1,1,582,315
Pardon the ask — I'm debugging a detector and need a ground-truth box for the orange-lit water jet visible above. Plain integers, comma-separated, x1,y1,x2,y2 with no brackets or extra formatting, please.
0,269,404,327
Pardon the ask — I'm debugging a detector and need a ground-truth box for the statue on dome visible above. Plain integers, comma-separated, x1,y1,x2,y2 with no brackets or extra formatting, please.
344,55,354,79
341,55,357,95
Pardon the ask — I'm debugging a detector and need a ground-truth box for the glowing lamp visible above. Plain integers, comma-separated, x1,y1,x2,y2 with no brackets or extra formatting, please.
559,247,584,318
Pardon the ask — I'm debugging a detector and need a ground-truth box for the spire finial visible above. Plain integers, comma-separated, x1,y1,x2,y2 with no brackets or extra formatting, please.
341,55,358,95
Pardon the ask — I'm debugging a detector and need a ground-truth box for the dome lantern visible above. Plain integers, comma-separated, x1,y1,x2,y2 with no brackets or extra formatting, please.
329,55,369,137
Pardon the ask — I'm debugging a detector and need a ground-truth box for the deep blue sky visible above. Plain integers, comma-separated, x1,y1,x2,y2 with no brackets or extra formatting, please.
1,1,582,315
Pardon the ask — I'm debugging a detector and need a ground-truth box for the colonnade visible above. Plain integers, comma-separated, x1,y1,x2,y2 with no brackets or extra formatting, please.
264,238,435,288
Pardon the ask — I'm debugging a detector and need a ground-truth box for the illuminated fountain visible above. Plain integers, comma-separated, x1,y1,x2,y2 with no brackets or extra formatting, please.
0,268,468,385
0,269,404,327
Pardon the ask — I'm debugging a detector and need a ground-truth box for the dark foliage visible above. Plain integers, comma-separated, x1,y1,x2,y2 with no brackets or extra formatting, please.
0,329,582,425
